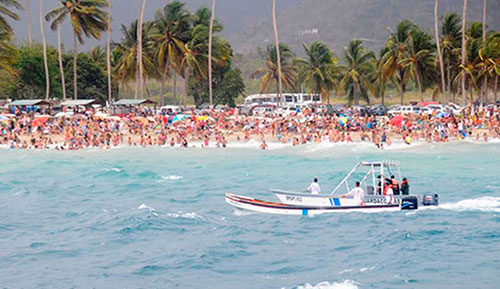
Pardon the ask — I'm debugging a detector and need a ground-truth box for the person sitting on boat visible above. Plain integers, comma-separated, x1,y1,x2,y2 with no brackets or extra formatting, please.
400,178,410,195
306,178,321,195
341,181,364,206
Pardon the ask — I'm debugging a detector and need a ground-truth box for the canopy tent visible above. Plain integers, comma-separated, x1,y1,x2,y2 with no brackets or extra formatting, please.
8,99,52,106
113,99,156,106
60,99,98,107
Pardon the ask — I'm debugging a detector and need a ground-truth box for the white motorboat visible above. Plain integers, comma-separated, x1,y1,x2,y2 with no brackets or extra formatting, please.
225,160,439,215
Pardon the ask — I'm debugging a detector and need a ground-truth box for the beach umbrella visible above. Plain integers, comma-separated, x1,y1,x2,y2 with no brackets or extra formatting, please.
32,115,51,127
172,114,188,123
390,115,406,127
339,116,350,126
435,112,448,119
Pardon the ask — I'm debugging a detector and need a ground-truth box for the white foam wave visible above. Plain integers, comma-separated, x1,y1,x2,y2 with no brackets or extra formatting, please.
338,266,375,274
100,167,122,172
161,175,183,180
138,203,155,211
166,211,202,219
438,196,500,212
292,280,359,289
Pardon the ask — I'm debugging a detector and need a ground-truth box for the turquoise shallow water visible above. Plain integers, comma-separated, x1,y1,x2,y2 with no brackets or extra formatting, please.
1,142,500,289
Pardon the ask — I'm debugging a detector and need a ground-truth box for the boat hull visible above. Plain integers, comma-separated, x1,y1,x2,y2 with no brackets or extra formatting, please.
273,190,404,207
225,193,401,215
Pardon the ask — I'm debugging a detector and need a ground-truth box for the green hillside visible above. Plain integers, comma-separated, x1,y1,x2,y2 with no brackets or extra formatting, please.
232,0,500,55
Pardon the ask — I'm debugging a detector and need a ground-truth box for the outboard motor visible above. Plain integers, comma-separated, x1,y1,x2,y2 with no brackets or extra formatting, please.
401,196,418,210
422,194,439,206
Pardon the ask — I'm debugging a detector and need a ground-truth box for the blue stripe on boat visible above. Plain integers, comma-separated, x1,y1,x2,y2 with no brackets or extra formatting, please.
333,198,340,206
329,198,334,206
302,209,308,216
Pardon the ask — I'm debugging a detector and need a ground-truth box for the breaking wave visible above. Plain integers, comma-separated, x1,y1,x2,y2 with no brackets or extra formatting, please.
291,280,359,289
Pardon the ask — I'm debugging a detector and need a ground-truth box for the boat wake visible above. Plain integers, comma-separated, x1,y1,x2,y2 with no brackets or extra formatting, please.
437,196,500,213
291,280,359,289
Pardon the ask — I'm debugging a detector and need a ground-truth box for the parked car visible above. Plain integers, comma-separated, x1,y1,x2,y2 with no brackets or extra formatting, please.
308,103,336,115
387,105,423,117
370,104,387,116
350,105,372,117
160,105,182,116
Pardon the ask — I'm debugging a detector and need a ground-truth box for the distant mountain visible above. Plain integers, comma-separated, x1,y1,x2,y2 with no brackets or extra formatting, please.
232,0,500,55
10,0,500,55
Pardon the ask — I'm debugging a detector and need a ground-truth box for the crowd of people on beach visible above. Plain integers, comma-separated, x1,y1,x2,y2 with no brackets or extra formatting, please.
1,104,499,151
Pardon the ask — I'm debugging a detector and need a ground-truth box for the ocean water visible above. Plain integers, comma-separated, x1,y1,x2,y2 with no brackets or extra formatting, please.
1,142,499,289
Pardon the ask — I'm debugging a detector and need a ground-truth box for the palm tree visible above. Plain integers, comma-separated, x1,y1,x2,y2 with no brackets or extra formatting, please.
90,46,106,65
372,49,390,105
0,27,16,73
39,0,49,100
441,13,462,100
152,1,191,106
434,0,447,102
400,28,435,101
296,41,337,103
479,32,500,103
271,0,283,105
46,0,108,100
382,20,415,105
106,0,112,106
179,24,209,106
208,0,215,107
339,40,375,105
26,0,31,46
114,21,155,92
0,0,22,33
461,0,468,104
254,43,297,95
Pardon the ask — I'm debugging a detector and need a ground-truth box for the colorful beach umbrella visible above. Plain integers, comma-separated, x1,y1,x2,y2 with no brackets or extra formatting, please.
389,115,406,127
339,116,350,126
171,114,188,123
32,115,51,127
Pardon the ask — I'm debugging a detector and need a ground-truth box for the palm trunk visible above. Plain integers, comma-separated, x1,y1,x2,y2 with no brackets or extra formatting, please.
416,68,424,102
26,0,32,47
40,0,50,100
57,25,66,101
173,72,177,102
138,0,146,99
160,58,169,106
135,0,141,100
353,80,359,105
482,0,487,104
208,0,216,107
272,0,283,107
182,67,190,107
446,56,451,101
73,32,78,99
461,0,468,105
435,0,447,103
399,84,404,105
494,74,498,103
107,0,113,106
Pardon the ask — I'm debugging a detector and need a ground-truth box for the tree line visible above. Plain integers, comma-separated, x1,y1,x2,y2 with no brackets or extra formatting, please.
0,0,499,106
0,0,243,107
256,0,500,105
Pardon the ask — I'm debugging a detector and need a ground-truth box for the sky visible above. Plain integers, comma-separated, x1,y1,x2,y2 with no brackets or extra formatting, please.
11,0,301,52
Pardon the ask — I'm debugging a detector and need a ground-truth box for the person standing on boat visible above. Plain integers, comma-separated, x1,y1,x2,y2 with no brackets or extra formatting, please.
341,182,365,206
400,178,410,195
306,178,321,195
